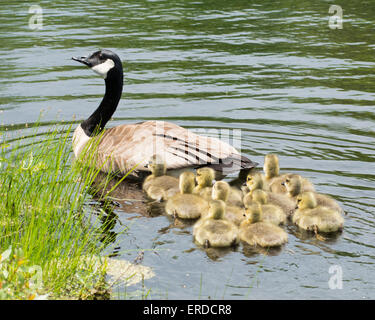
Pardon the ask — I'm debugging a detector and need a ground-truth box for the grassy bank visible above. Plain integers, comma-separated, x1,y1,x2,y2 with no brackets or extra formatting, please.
0,123,114,299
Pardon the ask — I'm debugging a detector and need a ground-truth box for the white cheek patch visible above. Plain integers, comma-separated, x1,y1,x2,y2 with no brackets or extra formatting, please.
91,59,115,79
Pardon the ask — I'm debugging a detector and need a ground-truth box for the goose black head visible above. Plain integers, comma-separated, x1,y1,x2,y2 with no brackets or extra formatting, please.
72,49,123,80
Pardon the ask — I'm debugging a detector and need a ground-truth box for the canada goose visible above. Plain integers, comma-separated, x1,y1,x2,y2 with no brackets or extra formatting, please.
244,189,287,225
71,49,257,179
263,154,315,193
193,167,215,200
193,200,239,248
243,173,296,217
211,181,245,226
239,203,288,247
293,192,344,234
165,171,208,219
283,175,344,214
142,155,179,201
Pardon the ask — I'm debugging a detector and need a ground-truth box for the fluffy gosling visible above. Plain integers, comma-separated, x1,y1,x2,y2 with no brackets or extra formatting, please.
212,181,245,226
244,189,287,225
243,173,296,217
284,175,343,214
239,203,288,247
165,171,209,219
293,192,344,234
143,155,179,201
193,200,239,248
193,167,215,200
264,154,315,194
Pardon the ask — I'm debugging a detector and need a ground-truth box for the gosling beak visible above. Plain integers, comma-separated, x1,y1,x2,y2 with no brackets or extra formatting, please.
295,205,299,209
72,56,92,67
144,163,149,168
281,182,285,186
242,182,247,186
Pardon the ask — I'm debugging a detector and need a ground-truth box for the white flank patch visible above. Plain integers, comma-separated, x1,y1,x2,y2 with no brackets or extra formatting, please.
91,58,115,79
72,124,92,157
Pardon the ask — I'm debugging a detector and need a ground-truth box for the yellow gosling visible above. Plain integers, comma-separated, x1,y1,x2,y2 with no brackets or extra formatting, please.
143,155,179,201
165,171,209,219
193,200,239,248
212,181,245,226
293,192,344,234
248,190,287,225
239,203,288,247
193,167,215,200
244,173,296,217
264,154,315,193
284,175,343,214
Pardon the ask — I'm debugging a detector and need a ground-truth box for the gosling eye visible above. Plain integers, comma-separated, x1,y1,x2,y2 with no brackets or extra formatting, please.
286,179,290,183
297,198,301,203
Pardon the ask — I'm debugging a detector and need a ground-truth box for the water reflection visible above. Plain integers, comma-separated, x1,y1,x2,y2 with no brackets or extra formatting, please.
2,0,375,299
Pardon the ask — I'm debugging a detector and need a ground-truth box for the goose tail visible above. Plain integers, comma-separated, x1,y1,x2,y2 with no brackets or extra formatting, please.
207,154,258,174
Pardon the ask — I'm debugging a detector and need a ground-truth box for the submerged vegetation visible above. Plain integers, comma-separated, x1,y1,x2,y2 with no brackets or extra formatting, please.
0,123,118,299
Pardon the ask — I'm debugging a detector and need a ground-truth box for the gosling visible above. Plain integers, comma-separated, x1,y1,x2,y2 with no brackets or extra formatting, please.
212,181,246,226
143,155,179,201
193,167,215,201
283,175,344,214
264,154,315,194
243,173,296,217
293,192,344,234
239,203,288,247
193,200,239,248
244,189,286,226
165,171,209,219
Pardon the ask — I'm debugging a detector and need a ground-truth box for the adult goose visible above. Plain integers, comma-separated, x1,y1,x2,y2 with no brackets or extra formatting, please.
72,49,257,179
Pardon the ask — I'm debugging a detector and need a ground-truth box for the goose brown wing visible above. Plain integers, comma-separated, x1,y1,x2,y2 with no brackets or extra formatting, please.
94,120,257,175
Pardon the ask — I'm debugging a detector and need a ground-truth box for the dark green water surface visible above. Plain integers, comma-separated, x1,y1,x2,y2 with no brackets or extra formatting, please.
1,0,375,299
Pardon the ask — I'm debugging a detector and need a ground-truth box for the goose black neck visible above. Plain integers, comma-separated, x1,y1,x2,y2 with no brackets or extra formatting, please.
81,71,123,136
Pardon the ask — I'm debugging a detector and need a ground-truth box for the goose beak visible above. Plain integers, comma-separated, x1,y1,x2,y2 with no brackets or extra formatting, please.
72,56,91,67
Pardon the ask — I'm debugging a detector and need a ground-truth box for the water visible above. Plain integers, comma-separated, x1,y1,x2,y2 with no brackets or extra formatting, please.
1,0,375,299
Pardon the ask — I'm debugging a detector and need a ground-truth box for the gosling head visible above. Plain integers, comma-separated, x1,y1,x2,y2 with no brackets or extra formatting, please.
146,154,166,177
208,199,226,220
196,167,215,188
296,192,317,210
244,203,262,224
283,175,302,197
245,173,264,192
212,181,230,201
263,154,280,179
179,171,196,194
72,49,123,80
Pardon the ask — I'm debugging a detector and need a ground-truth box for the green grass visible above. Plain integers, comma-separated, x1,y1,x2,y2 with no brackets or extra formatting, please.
0,122,119,299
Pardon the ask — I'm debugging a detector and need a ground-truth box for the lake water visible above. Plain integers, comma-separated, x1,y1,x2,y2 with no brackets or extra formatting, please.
1,0,375,299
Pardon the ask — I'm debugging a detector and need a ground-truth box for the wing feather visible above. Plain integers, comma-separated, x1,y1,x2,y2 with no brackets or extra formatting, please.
86,120,257,175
